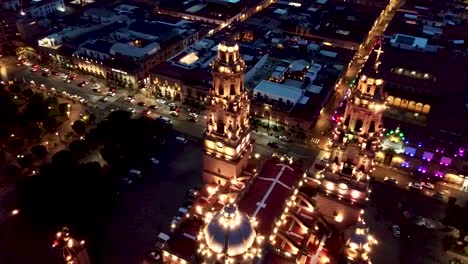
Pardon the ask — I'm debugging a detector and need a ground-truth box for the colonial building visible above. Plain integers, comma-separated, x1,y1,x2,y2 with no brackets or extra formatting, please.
203,39,253,184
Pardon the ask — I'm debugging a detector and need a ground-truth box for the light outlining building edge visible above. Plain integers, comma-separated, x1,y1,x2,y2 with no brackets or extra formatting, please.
51,227,91,264
345,212,378,263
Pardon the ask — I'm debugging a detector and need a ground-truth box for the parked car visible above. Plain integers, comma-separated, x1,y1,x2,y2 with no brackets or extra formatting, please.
107,92,116,97
432,191,445,201
170,111,179,117
150,157,159,165
186,188,200,199
176,136,187,143
137,101,146,107
125,95,135,102
142,109,152,116
92,88,101,93
421,182,435,190
157,98,165,104
392,225,401,238
128,108,136,113
99,97,108,102
149,105,158,110
408,182,422,190
267,141,279,148
384,177,398,185
170,216,182,229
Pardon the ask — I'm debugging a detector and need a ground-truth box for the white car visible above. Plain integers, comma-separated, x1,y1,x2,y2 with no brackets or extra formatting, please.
421,182,435,190
150,157,160,165
171,216,182,229
128,108,136,113
107,92,116,97
157,98,165,104
392,225,401,237
93,83,101,89
170,111,179,117
408,182,422,190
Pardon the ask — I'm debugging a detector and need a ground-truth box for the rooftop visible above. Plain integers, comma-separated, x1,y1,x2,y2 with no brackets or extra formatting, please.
238,158,303,235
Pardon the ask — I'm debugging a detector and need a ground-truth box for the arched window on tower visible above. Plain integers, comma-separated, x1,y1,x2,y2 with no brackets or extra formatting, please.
354,119,363,132
216,121,225,134
368,120,375,133
218,85,224,95
230,84,236,95
344,115,350,127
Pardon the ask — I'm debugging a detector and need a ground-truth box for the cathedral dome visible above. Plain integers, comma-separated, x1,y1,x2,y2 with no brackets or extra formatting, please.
204,204,256,257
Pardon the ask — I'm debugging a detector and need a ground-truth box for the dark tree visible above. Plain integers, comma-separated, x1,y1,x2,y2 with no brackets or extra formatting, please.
72,120,86,134
25,124,43,140
0,150,5,164
9,84,21,94
23,93,49,122
31,144,48,158
21,88,34,98
4,164,21,179
52,150,74,168
58,103,70,115
69,140,89,158
43,117,57,132
6,138,24,152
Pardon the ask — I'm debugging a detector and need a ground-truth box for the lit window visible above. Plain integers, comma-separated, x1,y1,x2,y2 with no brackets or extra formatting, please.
422,151,433,161
440,156,451,166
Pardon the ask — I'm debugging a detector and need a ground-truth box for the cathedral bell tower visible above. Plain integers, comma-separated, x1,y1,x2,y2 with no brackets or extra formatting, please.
203,39,253,184
330,42,386,173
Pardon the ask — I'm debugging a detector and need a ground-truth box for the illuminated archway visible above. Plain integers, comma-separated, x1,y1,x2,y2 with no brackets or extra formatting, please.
422,104,430,114
400,99,409,109
408,101,416,111
415,103,423,112
387,96,394,105
394,97,401,107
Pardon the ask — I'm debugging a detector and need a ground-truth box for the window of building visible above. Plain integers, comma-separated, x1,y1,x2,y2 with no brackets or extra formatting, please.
405,146,416,157
417,166,427,173
422,151,433,161
440,156,451,166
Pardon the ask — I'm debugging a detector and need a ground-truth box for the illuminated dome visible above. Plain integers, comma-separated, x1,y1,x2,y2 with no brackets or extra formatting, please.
204,204,256,257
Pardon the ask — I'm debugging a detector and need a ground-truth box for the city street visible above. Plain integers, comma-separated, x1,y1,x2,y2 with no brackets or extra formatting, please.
373,164,468,205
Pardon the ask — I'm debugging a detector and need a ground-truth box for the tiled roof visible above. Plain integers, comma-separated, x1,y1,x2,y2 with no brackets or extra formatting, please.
238,158,302,235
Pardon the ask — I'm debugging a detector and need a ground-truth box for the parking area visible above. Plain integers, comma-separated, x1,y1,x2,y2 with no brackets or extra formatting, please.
97,135,203,264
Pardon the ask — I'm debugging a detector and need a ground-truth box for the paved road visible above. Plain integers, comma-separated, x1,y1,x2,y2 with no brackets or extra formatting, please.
373,164,468,205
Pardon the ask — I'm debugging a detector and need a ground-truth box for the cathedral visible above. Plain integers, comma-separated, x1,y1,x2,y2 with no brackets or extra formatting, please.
152,34,387,263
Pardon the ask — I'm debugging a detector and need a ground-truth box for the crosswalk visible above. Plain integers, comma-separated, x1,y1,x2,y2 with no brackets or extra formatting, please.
311,138,320,145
